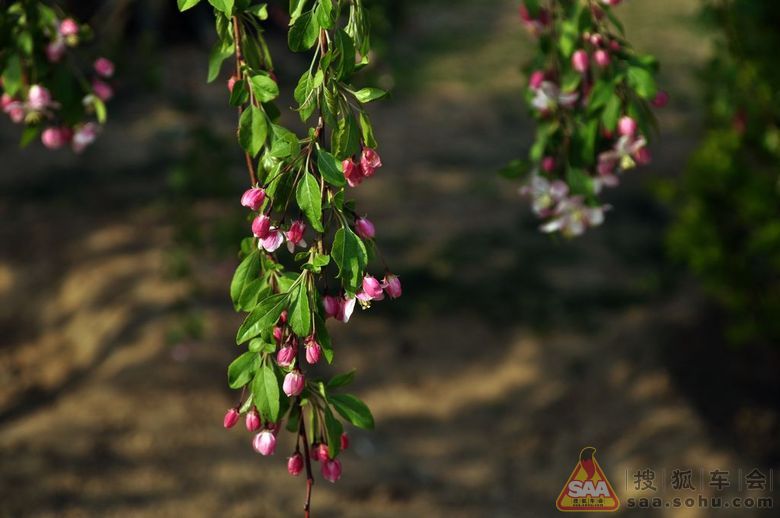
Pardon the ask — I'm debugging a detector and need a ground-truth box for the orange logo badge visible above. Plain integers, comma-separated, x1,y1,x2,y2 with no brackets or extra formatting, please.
556,447,620,512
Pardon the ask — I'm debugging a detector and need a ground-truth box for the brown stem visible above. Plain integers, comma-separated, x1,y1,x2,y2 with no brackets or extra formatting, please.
232,15,259,186
299,410,315,517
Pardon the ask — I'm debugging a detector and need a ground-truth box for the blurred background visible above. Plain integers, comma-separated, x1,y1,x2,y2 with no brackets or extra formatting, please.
1,0,779,516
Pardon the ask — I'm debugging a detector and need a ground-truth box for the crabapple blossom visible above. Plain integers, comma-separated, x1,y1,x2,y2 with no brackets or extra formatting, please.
277,345,295,368
71,123,99,153
93,57,115,78
46,40,66,62
282,370,305,397
529,70,545,90
253,430,277,456
27,85,52,111
618,116,637,137
321,459,342,483
287,453,304,476
241,187,266,210
382,274,402,299
259,228,284,252
340,433,350,450
359,147,382,177
323,295,340,318
343,158,363,187
41,127,68,149
652,90,669,108
357,275,384,303
245,408,261,432
311,443,329,462
541,156,556,172
59,18,79,37
251,214,271,238
92,79,113,101
355,217,375,240
304,337,321,365
594,49,610,68
285,220,307,253
223,408,240,429
572,50,589,73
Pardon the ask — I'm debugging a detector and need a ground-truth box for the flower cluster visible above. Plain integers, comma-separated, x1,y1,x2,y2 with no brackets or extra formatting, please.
180,0,397,510
511,0,666,236
0,6,114,153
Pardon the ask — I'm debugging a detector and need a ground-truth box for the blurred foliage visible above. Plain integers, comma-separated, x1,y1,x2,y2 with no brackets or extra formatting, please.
666,0,780,345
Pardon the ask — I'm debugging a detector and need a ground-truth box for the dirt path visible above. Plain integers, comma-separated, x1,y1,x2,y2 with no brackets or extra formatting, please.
1,1,776,517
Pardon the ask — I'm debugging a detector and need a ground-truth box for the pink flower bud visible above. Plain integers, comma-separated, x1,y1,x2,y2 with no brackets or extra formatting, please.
46,41,66,63
92,79,113,101
279,310,288,324
311,443,329,462
241,187,266,211
286,220,306,246
245,408,261,431
94,57,115,78
519,4,532,22
528,70,545,90
223,408,240,429
1,93,13,111
253,429,277,456
72,123,99,153
288,453,304,476
337,296,356,323
340,433,349,450
594,49,610,69
321,459,342,483
59,18,79,37
382,274,402,299
359,148,382,177
227,75,238,93
357,275,384,302
589,33,604,47
651,90,669,108
634,146,651,165
41,127,67,149
305,337,321,365
343,159,363,187
323,295,340,318
276,345,295,367
355,217,375,240
273,326,283,344
252,214,271,238
571,50,589,74
259,229,284,252
618,116,637,137
609,40,621,52
8,107,24,123
541,156,556,172
282,369,305,397
27,85,52,111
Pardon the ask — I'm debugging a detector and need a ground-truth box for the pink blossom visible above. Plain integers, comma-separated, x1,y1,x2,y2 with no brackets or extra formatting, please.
357,275,384,303
359,147,382,177
618,116,637,137
276,345,295,367
608,40,621,52
93,57,115,78
340,432,350,450
41,127,68,149
589,33,605,47
285,220,307,253
594,49,610,68
46,40,66,62
343,159,363,187
288,453,304,476
227,75,238,93
382,274,402,299
355,217,375,240
259,228,284,252
336,296,356,323
519,5,551,35
282,369,305,397
72,123,99,153
520,172,570,217
529,70,545,90
304,337,321,365
245,408,261,431
531,81,579,111
634,146,651,165
272,326,283,344
651,90,669,108
311,443,329,462
223,408,240,429
323,295,340,318
252,214,271,238
572,50,589,74
541,156,556,172
59,18,79,37
7,106,24,123
598,134,647,171
540,196,609,237
27,85,52,111
321,459,342,483
241,187,266,211
253,429,277,456
92,79,113,101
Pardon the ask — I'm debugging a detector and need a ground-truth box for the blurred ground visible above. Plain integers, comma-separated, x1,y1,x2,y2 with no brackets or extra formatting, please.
1,1,778,517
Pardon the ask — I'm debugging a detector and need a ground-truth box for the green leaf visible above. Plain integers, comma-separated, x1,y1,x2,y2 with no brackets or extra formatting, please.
238,106,268,157
207,42,233,83
326,370,355,389
358,111,377,149
227,351,259,389
627,66,657,100
558,21,578,58
252,363,281,421
333,29,355,80
323,406,343,458
230,250,261,310
288,280,312,336
177,0,202,11
2,55,22,96
296,172,323,231
315,314,334,363
587,79,614,112
288,11,320,52
208,0,234,15
331,226,367,293
269,125,300,158
353,87,387,103
499,159,528,179
316,148,346,187
247,3,268,19
601,95,622,131
331,114,360,160
236,293,288,343
315,0,334,28
249,74,280,102
330,394,374,429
